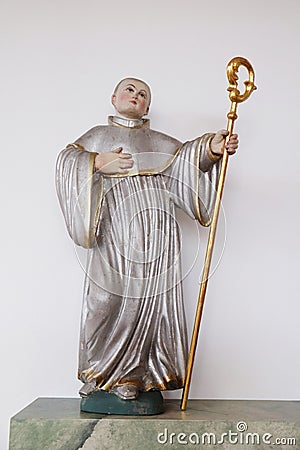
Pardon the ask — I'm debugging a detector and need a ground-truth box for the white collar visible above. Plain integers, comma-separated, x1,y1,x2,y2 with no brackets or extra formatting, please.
110,115,148,129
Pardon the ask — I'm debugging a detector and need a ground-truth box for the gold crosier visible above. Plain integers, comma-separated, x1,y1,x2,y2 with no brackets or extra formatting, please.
181,57,257,411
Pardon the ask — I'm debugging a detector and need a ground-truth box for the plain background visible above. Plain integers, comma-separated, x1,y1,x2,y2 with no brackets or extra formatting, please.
2,0,300,448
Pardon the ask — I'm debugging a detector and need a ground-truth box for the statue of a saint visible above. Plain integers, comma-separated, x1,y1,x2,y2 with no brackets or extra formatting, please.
56,78,238,403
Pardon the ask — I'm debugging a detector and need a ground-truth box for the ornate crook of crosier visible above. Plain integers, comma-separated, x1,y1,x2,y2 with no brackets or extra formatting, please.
227,56,257,104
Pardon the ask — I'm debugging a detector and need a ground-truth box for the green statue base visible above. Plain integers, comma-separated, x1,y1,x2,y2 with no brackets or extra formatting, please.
80,390,164,415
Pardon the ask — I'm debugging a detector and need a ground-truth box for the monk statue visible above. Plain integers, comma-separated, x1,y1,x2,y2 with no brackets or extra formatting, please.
56,78,238,408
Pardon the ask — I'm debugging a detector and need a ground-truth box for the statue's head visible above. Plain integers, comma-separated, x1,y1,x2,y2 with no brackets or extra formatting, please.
112,78,151,120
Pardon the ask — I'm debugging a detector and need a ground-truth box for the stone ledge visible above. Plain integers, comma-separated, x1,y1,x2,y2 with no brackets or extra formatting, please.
9,398,300,449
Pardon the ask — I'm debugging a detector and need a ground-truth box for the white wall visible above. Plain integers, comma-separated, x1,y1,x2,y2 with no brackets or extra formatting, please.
2,0,300,448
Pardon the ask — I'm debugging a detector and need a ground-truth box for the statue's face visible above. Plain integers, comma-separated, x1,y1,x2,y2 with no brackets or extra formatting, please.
112,79,150,119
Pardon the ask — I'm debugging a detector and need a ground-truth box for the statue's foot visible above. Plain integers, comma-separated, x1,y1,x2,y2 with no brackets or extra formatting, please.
79,380,97,397
114,385,139,400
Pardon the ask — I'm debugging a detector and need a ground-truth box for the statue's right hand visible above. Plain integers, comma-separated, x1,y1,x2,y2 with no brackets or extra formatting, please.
94,147,134,174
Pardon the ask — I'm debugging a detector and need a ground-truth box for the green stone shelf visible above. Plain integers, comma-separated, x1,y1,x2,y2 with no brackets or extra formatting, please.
9,398,300,449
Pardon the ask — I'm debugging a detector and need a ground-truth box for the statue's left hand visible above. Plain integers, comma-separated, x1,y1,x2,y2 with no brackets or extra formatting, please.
210,129,239,156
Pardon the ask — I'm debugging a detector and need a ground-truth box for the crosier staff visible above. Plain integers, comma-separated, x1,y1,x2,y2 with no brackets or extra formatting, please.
181,56,257,411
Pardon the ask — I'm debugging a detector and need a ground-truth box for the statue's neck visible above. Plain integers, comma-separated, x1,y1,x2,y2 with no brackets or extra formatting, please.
109,115,150,129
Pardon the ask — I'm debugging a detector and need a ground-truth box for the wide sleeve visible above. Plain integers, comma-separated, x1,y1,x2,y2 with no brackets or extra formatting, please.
55,143,103,248
164,133,221,226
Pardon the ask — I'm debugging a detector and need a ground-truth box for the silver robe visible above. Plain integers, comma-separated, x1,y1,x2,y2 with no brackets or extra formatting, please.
56,116,221,393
